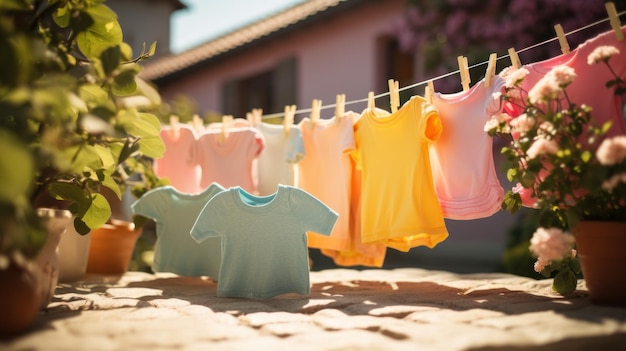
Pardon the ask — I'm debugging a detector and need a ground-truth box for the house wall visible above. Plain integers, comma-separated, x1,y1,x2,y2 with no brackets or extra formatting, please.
156,0,408,118
108,0,175,57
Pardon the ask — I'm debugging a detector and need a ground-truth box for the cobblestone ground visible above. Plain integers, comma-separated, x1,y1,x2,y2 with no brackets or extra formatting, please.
2,268,626,351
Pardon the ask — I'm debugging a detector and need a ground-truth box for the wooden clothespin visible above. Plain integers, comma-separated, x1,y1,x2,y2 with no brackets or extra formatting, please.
310,99,322,130
484,53,497,88
424,80,434,104
457,56,470,92
606,2,624,41
169,115,180,137
247,108,262,126
388,79,400,113
283,105,295,134
554,24,570,55
367,91,375,112
220,115,233,144
508,48,521,69
335,94,345,124
192,114,204,133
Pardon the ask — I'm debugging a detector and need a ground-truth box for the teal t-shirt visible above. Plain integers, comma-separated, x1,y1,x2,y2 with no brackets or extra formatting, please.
190,185,338,299
131,183,225,279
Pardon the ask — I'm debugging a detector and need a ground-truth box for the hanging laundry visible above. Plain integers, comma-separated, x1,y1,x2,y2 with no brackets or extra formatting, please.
130,183,225,279
503,25,626,137
254,122,305,196
195,127,264,193
429,76,506,220
297,112,386,267
351,96,448,252
190,185,338,299
154,123,201,194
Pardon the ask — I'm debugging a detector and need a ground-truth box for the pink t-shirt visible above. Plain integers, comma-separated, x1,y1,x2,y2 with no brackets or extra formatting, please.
154,124,201,194
429,76,506,220
506,26,626,137
195,127,264,193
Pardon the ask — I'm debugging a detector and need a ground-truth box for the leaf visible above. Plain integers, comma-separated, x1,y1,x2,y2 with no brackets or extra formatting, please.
73,217,91,235
553,268,577,294
0,0,31,10
101,174,122,199
148,41,157,56
112,69,137,96
81,193,111,230
49,182,87,203
117,109,159,138
52,3,70,28
100,45,121,76
138,135,166,159
93,144,116,170
135,77,162,106
0,132,33,207
76,5,123,59
506,168,517,182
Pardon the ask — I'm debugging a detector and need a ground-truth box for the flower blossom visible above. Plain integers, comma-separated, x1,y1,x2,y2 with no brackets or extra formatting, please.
587,45,620,65
526,138,558,159
509,113,534,135
537,121,556,138
528,75,561,104
512,183,537,208
602,172,626,192
529,227,576,263
596,135,626,165
500,66,529,88
548,66,576,88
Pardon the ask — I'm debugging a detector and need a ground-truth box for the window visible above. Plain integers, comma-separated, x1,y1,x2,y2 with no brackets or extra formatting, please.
222,57,297,117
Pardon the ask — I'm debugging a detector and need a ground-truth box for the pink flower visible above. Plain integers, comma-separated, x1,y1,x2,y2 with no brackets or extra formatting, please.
587,45,620,65
526,138,558,159
529,227,575,262
512,183,537,208
601,172,626,192
534,257,550,273
596,136,626,165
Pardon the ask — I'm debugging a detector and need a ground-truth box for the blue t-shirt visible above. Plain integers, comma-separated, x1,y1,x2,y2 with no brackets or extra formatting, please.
190,185,338,299
131,184,225,279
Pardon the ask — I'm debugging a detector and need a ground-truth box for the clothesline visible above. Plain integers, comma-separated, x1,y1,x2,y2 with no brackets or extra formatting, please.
254,8,626,120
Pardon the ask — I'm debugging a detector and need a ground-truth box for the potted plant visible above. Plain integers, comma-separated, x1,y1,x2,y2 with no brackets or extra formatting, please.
0,0,166,333
484,46,626,304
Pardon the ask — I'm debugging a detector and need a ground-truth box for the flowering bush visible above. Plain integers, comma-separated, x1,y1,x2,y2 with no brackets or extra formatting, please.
485,45,626,294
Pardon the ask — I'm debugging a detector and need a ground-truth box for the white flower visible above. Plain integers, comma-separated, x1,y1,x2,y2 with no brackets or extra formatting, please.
500,67,530,88
529,227,575,262
601,172,626,192
548,65,576,88
528,75,561,104
526,138,558,159
587,45,620,65
509,113,535,135
596,136,626,165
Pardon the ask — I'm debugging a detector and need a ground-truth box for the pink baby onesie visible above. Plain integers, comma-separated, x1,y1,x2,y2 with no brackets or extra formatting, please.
505,25,626,137
429,76,506,220
195,127,264,193
154,124,201,194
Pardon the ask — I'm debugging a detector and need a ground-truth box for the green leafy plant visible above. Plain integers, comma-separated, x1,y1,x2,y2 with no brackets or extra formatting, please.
484,45,626,294
0,0,167,260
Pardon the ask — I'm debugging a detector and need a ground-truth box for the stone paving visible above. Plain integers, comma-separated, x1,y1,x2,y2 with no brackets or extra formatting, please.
2,268,626,351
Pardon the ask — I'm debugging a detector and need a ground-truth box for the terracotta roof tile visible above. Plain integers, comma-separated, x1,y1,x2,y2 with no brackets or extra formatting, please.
140,0,359,82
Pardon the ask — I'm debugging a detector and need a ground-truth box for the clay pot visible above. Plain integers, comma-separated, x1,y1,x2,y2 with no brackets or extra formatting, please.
86,220,142,275
0,258,40,336
573,220,626,307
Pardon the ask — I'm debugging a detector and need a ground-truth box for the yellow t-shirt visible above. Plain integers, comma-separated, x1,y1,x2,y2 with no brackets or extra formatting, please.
351,96,448,252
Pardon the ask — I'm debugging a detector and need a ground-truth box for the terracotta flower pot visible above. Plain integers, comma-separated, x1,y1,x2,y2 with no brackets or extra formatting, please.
86,220,142,275
0,259,40,336
573,220,626,307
